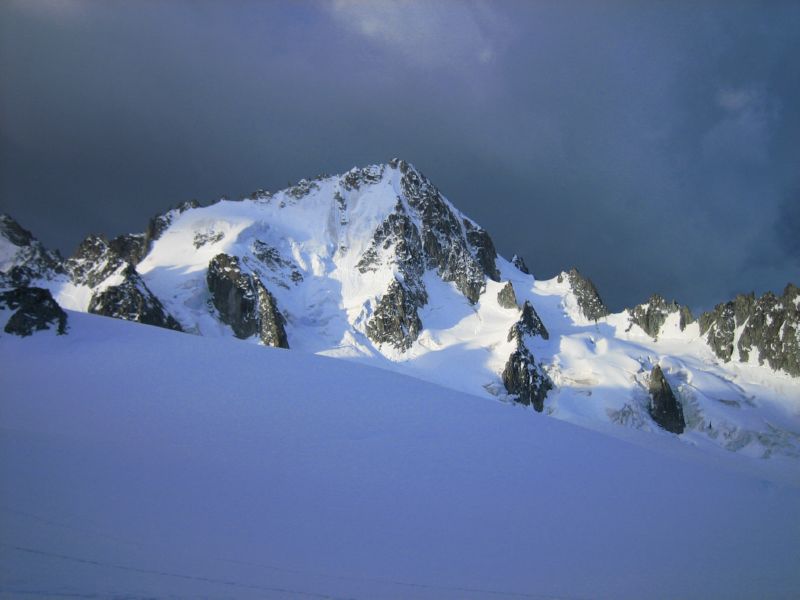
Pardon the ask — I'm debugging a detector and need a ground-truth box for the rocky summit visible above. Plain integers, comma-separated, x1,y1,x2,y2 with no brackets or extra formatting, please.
0,161,798,458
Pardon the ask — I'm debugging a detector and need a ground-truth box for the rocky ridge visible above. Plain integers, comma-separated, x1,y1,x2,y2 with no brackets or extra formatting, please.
699,285,800,376
88,264,182,331
628,294,694,339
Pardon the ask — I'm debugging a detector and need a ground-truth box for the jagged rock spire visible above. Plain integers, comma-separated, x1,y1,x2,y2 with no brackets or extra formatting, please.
502,345,552,412
508,300,549,342
648,365,685,434
559,268,608,321
206,253,288,348
497,281,518,309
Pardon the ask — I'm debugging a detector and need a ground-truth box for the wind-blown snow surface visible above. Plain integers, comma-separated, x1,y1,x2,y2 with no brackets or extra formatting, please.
1,312,799,599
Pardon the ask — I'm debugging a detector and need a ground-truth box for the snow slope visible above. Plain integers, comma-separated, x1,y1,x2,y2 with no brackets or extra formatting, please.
1,311,799,599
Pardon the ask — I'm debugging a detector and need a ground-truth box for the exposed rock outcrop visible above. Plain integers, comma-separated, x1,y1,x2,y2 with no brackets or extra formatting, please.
628,294,693,339
254,280,289,348
511,254,530,275
502,345,552,412
700,285,800,376
66,234,125,288
247,240,303,286
502,297,552,410
0,214,35,248
357,200,426,297
392,159,499,303
357,202,428,345
355,160,503,336
0,286,67,336
109,233,148,265
0,265,46,288
88,264,182,331
648,365,685,434
0,214,65,283
679,305,694,331
341,164,385,191
559,268,608,322
497,281,518,309
463,219,500,282
508,300,549,342
145,200,200,247
206,253,288,348
193,230,225,249
365,278,423,351
286,179,320,201
207,254,259,338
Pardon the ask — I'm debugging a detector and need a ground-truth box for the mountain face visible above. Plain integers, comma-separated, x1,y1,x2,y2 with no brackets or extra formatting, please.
1,160,798,458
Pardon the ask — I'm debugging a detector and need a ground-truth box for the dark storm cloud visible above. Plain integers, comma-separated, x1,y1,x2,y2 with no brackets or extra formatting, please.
1,0,798,311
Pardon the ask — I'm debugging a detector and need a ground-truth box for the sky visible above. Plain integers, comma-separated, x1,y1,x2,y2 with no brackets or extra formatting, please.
1,0,798,311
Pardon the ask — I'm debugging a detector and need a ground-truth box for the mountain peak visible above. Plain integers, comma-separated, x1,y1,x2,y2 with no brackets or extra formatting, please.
1,161,798,459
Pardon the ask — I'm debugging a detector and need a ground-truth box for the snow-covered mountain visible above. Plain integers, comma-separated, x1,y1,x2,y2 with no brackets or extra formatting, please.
2,159,799,458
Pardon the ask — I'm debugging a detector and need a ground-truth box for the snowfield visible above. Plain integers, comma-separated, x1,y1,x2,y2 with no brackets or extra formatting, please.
1,311,799,599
